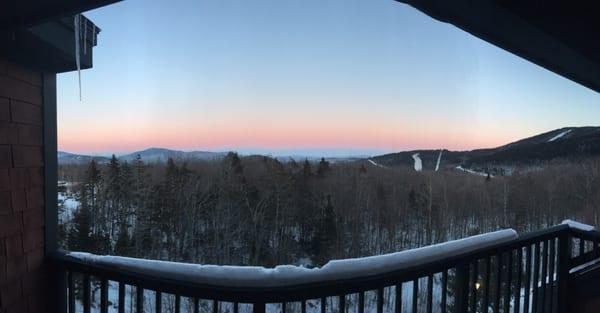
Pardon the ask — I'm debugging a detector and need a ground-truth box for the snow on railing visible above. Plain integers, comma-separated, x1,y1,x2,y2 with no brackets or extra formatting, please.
68,229,517,288
561,219,595,232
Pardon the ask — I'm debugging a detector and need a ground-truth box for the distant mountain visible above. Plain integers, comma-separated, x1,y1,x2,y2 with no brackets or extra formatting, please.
370,126,600,174
57,151,111,165
119,148,227,163
58,148,227,165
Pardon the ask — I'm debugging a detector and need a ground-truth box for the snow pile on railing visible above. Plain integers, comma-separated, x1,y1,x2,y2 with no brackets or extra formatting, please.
68,229,516,288
562,219,595,231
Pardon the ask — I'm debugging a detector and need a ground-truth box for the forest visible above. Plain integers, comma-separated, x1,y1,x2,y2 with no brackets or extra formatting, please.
58,153,600,267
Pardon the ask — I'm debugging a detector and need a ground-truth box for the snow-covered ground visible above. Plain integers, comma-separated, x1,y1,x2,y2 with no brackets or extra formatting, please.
412,153,422,172
548,129,572,142
435,150,442,172
367,159,386,168
455,166,492,177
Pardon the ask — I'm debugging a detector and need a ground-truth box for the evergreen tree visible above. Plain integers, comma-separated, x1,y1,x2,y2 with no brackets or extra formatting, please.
316,158,330,178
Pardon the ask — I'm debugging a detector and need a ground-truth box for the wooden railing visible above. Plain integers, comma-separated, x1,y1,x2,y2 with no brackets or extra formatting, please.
50,224,600,313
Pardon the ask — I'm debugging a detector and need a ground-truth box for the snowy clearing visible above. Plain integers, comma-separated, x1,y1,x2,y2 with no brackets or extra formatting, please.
69,229,516,288
412,153,422,172
548,129,572,142
435,150,442,172
455,165,492,177
367,159,386,168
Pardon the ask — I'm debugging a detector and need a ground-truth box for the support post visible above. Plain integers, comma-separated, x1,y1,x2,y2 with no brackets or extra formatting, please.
557,231,571,313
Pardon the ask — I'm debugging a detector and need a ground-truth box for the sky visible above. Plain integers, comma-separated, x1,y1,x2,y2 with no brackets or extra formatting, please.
57,0,600,157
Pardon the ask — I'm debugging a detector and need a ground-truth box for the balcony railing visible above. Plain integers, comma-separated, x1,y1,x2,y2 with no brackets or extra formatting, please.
50,223,600,313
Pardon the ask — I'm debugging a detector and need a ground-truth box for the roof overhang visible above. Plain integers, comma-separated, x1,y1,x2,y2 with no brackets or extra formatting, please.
0,0,121,73
0,0,120,30
396,0,600,93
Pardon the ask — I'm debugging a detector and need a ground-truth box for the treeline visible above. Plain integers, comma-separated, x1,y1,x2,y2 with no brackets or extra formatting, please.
58,153,600,267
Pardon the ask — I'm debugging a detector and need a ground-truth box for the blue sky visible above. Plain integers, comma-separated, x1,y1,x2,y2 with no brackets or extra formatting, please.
57,0,599,156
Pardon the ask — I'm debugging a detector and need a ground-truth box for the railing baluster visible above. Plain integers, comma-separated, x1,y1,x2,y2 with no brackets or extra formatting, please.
360,291,365,313
212,299,218,313
456,264,469,313
301,300,306,313
321,297,326,313
394,285,401,313
68,271,75,313
136,286,144,313
548,238,556,312
514,248,523,313
255,302,266,313
579,237,585,257
282,302,287,313
441,271,447,313
470,262,477,313
503,251,512,313
524,245,532,313
494,254,502,313
156,291,162,313
412,279,419,313
541,240,549,312
234,302,239,313
83,274,90,313
101,278,108,313
378,288,384,313
340,295,346,313
174,295,181,313
483,257,491,313
427,275,433,313
118,282,125,313
532,243,540,313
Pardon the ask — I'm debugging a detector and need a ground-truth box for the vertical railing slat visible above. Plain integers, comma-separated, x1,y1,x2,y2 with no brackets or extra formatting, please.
234,302,239,313
321,297,326,313
456,264,469,313
441,271,447,313
412,279,419,313
503,251,512,313
155,291,162,313
470,262,477,313
532,243,540,313
377,288,384,313
118,282,125,313
68,271,75,313
514,248,523,313
427,275,433,313
136,286,144,313
83,274,90,313
255,302,266,313
360,292,365,313
301,300,306,313
540,240,549,312
524,245,532,313
101,278,108,313
548,238,556,312
340,294,346,313
494,254,502,313
483,257,491,313
395,285,401,313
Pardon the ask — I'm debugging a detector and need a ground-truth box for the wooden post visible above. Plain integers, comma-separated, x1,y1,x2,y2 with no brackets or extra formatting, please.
556,231,571,313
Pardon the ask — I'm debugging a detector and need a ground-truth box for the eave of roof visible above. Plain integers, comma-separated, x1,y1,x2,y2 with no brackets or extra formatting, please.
396,0,600,93
0,0,121,30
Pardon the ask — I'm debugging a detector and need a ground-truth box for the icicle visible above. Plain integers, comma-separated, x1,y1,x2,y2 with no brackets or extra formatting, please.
83,17,87,55
92,24,96,46
74,14,82,101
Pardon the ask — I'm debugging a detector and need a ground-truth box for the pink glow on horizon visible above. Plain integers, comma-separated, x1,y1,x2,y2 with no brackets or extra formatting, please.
58,117,518,154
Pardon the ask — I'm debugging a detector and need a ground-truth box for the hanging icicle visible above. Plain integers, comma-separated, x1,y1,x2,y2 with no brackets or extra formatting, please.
74,14,82,101
83,17,87,55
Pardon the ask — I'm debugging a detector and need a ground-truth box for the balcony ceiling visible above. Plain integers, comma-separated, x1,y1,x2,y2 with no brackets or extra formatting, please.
396,0,600,93
0,0,121,30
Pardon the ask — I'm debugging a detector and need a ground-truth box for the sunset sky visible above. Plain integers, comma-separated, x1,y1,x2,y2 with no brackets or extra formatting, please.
57,0,600,157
